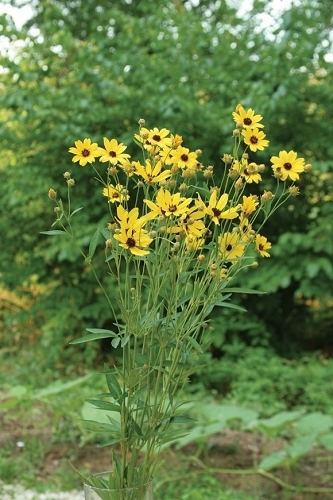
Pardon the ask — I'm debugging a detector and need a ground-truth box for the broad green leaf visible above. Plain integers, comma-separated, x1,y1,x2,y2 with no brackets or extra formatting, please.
319,433,333,450
258,411,302,430
295,412,333,435
105,372,122,400
111,337,121,348
287,435,316,459
34,374,92,398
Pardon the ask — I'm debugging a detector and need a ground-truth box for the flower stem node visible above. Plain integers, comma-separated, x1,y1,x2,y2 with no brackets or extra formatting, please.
48,188,57,200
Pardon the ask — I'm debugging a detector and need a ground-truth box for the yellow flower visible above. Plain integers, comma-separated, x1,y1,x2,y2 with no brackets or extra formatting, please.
239,195,259,218
170,147,198,170
119,159,137,177
242,128,269,152
205,191,239,225
144,189,192,219
256,234,271,257
218,232,245,261
270,150,305,181
239,218,253,241
68,138,101,166
147,127,171,148
184,235,205,252
114,226,153,256
233,159,262,184
116,205,147,230
168,206,206,238
102,184,129,204
134,160,171,185
232,104,264,129
99,138,130,165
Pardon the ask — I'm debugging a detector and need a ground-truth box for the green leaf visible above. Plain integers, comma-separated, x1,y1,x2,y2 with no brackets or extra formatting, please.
287,435,316,459
258,411,302,430
221,287,267,295
105,372,122,400
295,412,333,436
87,400,121,412
69,330,118,344
259,450,287,470
111,337,121,348
188,336,203,353
40,230,66,235
318,433,333,451
215,302,247,312
88,224,103,260
70,206,84,217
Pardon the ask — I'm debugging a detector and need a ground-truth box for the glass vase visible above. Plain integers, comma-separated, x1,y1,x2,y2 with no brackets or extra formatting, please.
84,481,153,500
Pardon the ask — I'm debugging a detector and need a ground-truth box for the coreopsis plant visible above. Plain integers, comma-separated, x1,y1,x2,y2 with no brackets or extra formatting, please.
45,105,308,499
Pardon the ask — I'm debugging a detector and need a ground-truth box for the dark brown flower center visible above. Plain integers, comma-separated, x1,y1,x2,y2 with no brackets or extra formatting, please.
244,168,249,175
284,162,292,170
226,244,233,251
82,149,90,157
112,192,119,198
259,243,264,251
126,237,136,248
109,151,117,157
168,205,177,213
243,117,252,125
250,136,258,144
181,154,189,162
212,208,221,217
152,134,161,141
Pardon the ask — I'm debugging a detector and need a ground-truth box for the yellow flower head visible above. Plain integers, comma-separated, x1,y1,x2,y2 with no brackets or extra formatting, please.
232,104,264,129
205,191,239,225
68,138,101,166
114,226,153,256
170,147,198,170
240,195,259,218
116,205,147,230
99,138,130,165
134,159,171,185
242,128,269,152
256,234,271,258
144,189,192,219
218,232,245,262
148,127,171,148
103,184,129,204
233,159,262,184
270,150,305,181
239,218,253,241
184,235,205,252
168,206,206,238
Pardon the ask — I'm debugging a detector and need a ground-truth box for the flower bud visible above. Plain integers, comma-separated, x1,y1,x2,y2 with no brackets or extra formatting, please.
182,168,196,178
48,188,57,200
63,171,71,179
242,153,249,160
228,168,239,180
304,163,312,173
203,169,213,178
247,162,258,174
67,178,75,187
108,166,118,176
105,239,113,249
222,154,233,164
288,185,300,197
171,165,179,174
150,230,157,238
261,190,274,202
232,129,241,137
235,178,244,190
137,181,144,188
258,163,266,173
210,263,217,271
179,183,188,192
138,118,145,126
195,149,202,156
54,206,61,215
197,254,205,262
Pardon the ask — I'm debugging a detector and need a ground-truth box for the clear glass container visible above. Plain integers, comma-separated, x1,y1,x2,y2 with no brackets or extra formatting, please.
84,480,153,500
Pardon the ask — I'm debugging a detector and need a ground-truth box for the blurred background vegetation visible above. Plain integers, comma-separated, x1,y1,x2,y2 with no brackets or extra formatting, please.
0,0,333,497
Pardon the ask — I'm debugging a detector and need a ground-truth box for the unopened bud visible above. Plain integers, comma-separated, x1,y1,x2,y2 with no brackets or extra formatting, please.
179,182,188,192
67,178,75,187
138,118,145,126
108,166,118,176
228,168,239,180
54,206,61,215
182,168,196,178
242,153,249,160
195,149,202,156
63,171,71,179
235,178,244,190
203,169,213,178
251,261,259,268
261,190,274,202
247,162,258,174
166,179,177,188
210,263,217,271
150,230,157,238
197,254,205,262
173,242,180,251
258,164,266,173
232,128,241,137
105,239,113,249
304,163,312,173
48,188,57,200
171,165,179,174
288,185,300,197
222,154,233,164
137,181,144,188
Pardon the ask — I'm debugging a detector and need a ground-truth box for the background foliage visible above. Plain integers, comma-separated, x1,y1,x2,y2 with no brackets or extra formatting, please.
0,0,332,387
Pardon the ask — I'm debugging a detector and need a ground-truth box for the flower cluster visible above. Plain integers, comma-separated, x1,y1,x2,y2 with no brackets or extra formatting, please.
66,106,307,272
